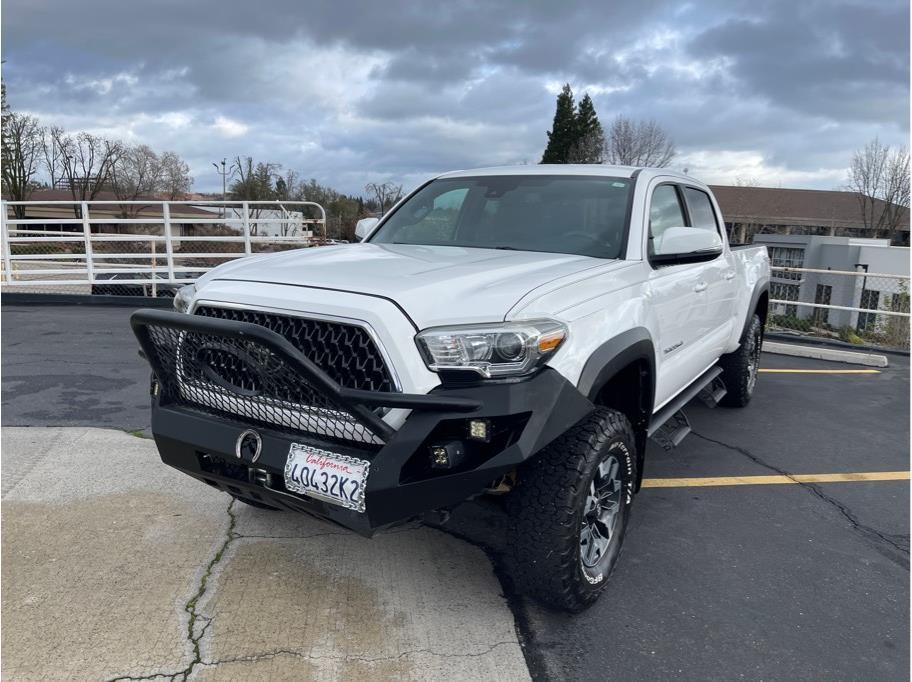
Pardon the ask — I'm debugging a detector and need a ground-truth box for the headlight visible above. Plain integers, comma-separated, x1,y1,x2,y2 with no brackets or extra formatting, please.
415,320,567,378
173,283,197,314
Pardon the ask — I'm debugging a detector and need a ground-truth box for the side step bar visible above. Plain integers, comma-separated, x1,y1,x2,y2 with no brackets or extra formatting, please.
647,366,725,450
699,375,728,408
651,410,691,450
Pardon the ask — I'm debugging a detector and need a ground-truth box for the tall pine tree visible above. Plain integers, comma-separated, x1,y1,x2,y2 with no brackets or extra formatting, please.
569,93,604,164
540,84,577,164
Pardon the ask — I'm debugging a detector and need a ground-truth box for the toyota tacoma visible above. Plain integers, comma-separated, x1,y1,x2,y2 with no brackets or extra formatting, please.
132,166,770,611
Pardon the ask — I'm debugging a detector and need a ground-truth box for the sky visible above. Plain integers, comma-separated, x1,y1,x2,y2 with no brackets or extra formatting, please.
2,0,909,196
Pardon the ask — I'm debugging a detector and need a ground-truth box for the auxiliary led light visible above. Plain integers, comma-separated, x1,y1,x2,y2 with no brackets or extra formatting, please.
468,419,491,442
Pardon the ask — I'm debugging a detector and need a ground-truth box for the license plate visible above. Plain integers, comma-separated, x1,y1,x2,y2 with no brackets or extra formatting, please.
283,443,370,513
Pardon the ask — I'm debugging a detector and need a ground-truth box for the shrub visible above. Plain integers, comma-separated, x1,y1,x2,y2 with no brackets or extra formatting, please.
769,314,812,332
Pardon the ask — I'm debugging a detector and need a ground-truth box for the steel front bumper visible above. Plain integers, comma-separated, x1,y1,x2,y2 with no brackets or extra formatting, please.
133,309,594,536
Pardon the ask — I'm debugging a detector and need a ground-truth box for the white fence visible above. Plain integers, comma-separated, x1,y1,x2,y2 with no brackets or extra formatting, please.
769,266,910,350
2,209,908,349
1,199,325,296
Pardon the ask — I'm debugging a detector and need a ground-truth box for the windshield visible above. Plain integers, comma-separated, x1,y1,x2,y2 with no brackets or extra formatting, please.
368,175,632,259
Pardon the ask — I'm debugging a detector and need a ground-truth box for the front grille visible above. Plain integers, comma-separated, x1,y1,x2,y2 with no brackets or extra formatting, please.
142,323,384,445
195,306,395,393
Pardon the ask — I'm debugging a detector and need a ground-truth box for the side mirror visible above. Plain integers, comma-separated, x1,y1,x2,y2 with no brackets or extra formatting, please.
355,217,379,242
653,226,722,264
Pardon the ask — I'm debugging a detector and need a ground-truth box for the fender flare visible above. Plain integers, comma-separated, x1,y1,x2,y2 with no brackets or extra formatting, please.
741,283,770,341
576,327,656,430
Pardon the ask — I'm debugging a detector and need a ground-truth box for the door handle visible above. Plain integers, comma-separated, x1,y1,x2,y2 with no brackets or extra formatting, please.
724,270,736,280
693,281,708,293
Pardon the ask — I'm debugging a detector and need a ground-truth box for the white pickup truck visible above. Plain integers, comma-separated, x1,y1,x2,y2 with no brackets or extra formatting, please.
132,165,770,611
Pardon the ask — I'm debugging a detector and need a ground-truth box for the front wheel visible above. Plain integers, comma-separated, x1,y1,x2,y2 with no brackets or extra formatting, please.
507,408,637,612
718,313,763,407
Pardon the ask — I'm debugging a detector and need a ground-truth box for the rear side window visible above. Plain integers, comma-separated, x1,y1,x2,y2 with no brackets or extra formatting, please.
649,185,686,242
682,187,719,233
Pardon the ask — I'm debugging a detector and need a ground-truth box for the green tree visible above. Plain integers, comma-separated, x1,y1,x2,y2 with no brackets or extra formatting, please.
541,84,577,163
568,93,604,164
228,156,280,201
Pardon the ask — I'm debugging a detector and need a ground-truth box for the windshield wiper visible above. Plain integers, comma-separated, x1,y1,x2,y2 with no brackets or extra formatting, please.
492,245,519,250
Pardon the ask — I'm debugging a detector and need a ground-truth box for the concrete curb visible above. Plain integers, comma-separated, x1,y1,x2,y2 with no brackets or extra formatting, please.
762,340,889,368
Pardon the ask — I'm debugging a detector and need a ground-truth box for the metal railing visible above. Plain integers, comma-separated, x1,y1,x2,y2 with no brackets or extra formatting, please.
768,266,910,351
1,200,326,297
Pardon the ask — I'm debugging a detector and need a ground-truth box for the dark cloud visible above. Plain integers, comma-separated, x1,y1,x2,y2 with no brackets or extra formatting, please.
1,0,907,193
689,1,909,122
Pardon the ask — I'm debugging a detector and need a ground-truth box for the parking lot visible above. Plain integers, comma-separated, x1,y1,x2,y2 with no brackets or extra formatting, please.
2,304,909,680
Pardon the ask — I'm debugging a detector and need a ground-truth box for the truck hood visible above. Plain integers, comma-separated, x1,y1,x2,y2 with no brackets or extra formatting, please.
200,243,613,328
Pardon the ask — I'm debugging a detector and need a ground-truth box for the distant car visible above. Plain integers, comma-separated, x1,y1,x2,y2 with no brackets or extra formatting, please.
92,272,203,298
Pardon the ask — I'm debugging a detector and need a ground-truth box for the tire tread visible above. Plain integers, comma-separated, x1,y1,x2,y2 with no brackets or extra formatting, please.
507,408,636,612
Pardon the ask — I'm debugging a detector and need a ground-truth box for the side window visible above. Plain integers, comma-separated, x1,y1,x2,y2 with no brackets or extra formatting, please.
682,187,720,235
649,185,686,248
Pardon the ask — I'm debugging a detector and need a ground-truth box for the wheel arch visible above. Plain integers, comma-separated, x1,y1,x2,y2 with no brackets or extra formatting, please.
576,329,656,489
743,284,769,340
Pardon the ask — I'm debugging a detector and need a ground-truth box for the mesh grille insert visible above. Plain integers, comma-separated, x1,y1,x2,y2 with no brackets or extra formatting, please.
195,306,395,393
142,324,384,445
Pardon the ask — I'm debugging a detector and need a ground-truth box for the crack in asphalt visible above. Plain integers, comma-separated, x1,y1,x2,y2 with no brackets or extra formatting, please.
104,499,239,682
198,640,519,669
100,508,481,681
692,431,910,569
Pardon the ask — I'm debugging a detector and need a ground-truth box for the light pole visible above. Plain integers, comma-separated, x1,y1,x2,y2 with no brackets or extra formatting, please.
212,158,235,218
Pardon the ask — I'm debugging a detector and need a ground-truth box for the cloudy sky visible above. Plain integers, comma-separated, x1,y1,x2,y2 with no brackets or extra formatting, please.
2,0,908,195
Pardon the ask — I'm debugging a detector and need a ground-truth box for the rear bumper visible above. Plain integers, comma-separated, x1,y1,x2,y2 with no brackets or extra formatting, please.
150,367,593,536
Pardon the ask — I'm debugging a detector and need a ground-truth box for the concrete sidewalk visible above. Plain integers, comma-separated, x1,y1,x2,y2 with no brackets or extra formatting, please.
1,427,529,681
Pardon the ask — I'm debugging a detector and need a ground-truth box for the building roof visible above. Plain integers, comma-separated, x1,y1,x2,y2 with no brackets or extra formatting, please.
709,185,909,232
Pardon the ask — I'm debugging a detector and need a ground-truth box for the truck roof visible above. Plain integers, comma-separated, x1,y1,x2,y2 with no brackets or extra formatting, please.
436,164,698,184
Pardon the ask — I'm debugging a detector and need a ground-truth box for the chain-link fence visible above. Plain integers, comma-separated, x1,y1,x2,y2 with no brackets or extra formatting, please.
1,200,325,298
768,266,910,351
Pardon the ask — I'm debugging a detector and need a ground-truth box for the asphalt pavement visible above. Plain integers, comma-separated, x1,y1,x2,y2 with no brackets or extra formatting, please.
2,304,909,681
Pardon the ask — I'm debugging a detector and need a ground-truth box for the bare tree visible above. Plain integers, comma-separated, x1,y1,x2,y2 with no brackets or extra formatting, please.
1,112,44,217
110,144,163,216
53,129,122,216
567,131,605,164
42,125,67,189
604,116,676,167
364,181,403,215
158,151,192,200
847,138,910,239
734,175,763,187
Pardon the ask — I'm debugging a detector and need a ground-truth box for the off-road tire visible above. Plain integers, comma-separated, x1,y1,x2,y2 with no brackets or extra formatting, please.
506,408,637,612
229,493,282,511
718,314,763,408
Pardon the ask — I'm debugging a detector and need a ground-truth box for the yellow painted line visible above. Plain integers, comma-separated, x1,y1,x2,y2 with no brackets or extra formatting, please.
759,368,881,374
642,471,910,488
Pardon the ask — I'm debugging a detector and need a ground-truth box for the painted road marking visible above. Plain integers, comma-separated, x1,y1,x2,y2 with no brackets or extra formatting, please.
759,369,881,374
642,471,910,488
